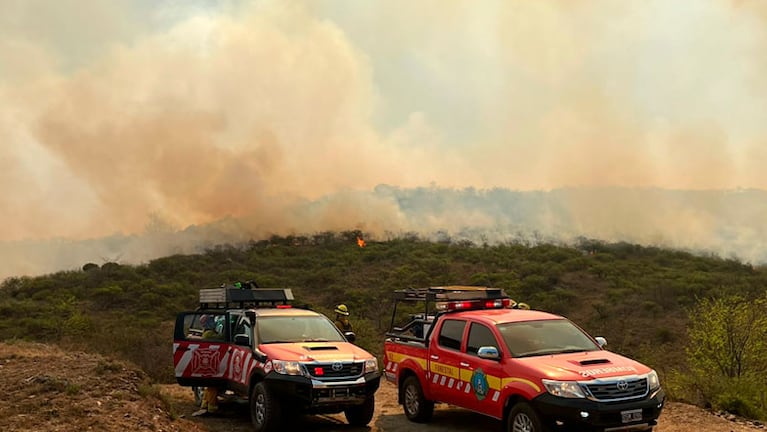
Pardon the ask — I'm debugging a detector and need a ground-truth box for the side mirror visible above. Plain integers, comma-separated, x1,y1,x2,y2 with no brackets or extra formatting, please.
477,346,501,360
344,331,356,343
595,337,607,348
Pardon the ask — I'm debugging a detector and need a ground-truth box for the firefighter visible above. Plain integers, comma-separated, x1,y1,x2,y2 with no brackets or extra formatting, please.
334,304,353,332
194,315,221,416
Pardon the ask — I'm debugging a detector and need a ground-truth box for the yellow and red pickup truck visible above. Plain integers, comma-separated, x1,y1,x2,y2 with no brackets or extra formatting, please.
173,284,380,432
383,286,664,432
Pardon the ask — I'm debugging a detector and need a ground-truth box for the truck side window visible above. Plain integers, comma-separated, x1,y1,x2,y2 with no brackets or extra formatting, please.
466,322,498,356
438,319,466,351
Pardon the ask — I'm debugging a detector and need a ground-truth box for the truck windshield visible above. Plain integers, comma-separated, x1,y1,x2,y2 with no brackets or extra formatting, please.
257,315,346,344
497,319,600,358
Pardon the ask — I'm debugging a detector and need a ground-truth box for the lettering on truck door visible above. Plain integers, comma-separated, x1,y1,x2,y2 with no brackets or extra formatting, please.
427,318,468,405
461,321,506,418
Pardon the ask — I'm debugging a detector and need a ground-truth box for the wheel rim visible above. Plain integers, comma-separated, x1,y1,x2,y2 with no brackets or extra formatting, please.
254,392,265,425
512,413,534,432
404,384,419,415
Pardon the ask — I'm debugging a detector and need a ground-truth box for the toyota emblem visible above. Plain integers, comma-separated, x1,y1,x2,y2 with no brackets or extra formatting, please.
331,362,343,372
616,380,629,391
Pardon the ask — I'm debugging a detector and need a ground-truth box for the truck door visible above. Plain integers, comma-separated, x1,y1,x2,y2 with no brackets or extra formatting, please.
461,321,506,418
227,314,254,395
427,318,467,405
173,312,231,388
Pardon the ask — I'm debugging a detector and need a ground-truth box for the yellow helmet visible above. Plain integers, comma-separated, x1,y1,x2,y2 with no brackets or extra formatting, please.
335,304,350,316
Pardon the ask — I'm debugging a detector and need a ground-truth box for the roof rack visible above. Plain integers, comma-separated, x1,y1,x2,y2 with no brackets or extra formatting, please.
199,286,294,309
387,286,518,343
393,285,509,302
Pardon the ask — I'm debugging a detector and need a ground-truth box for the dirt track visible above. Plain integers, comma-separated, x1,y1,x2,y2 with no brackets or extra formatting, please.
1,342,762,432
164,380,765,432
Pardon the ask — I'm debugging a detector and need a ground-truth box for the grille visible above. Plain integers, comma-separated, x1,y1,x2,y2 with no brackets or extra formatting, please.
307,362,363,378
584,377,648,401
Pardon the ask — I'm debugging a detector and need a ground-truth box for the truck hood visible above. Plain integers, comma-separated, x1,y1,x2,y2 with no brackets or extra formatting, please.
516,350,652,381
260,342,374,362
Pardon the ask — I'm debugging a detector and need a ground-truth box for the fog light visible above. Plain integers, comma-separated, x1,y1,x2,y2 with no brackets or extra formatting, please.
580,411,589,418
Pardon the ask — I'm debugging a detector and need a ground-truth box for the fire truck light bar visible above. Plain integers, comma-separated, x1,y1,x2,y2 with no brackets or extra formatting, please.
436,298,513,312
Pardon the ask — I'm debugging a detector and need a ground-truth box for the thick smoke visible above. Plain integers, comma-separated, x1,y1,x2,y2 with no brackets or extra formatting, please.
1,1,767,278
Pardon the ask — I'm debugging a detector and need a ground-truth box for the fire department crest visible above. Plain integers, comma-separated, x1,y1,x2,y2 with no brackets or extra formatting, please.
192,348,220,375
471,368,489,401
231,351,243,381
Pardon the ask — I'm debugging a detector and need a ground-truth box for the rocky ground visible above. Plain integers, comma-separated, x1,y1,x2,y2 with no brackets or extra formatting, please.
1,342,764,432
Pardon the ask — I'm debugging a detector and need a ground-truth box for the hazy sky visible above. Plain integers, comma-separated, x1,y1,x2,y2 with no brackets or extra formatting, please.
2,0,767,275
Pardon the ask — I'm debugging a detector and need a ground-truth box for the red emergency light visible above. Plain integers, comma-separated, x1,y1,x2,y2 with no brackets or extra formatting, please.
484,298,513,309
437,297,514,312
276,304,292,309
314,366,324,376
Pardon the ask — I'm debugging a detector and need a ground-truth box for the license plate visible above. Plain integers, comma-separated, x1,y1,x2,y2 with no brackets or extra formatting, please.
621,409,643,423
331,388,350,398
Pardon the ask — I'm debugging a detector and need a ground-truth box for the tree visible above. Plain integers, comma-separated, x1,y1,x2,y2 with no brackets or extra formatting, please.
686,294,767,380
685,293,767,418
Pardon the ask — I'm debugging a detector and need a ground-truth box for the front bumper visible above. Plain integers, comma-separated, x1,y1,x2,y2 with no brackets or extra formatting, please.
531,388,665,432
264,371,380,411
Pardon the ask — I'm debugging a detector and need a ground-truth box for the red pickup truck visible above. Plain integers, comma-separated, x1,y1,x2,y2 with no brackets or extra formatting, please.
383,286,665,432
173,285,380,432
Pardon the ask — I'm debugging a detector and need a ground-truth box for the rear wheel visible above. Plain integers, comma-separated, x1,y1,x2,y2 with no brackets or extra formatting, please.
250,382,282,432
402,376,434,423
345,394,375,426
507,402,548,432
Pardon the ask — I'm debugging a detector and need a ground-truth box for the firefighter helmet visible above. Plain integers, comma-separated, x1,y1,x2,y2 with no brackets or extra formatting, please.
335,304,350,316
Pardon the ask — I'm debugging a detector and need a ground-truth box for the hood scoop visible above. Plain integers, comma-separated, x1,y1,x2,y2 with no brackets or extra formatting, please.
578,358,611,366
304,346,339,351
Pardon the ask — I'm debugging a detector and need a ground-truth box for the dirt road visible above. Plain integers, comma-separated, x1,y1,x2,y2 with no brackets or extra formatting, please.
1,342,762,432
164,380,765,432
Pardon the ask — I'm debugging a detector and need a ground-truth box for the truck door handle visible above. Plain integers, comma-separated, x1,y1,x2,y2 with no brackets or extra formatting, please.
460,362,470,367
430,355,439,360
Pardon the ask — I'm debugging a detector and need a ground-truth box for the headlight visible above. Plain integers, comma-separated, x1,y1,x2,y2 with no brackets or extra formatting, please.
542,379,586,398
272,360,305,376
364,358,378,374
647,370,660,390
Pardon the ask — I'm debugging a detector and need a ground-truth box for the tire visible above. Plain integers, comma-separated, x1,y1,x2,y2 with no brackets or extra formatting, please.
402,375,434,423
192,386,204,406
345,394,375,426
507,402,548,432
250,382,282,432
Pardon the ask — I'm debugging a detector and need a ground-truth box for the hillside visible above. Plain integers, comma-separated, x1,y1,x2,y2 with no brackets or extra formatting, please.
1,342,764,432
1,234,766,419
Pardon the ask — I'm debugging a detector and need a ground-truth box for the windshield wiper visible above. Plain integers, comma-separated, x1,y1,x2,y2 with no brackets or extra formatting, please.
557,348,592,354
302,338,330,342
515,348,592,358
261,340,296,344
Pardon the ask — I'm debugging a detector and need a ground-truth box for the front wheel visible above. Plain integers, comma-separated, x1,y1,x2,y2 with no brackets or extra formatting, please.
345,394,375,426
508,402,548,432
250,382,282,432
402,376,434,423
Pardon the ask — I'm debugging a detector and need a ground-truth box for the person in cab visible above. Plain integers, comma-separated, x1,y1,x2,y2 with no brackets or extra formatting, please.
194,314,223,416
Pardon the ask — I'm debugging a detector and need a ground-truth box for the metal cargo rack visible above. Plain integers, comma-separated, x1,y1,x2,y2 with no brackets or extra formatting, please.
392,285,509,302
199,285,294,309
387,286,511,343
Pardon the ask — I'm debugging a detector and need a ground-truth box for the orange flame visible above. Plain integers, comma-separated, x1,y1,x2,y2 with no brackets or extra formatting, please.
356,236,366,248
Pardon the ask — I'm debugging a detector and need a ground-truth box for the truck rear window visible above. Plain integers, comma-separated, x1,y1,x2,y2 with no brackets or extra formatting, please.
437,319,466,351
